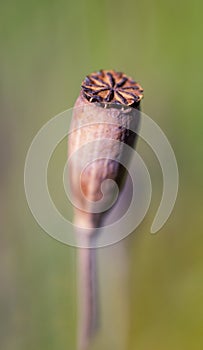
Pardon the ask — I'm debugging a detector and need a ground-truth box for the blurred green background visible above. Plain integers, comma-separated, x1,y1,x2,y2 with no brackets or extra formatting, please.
0,0,203,349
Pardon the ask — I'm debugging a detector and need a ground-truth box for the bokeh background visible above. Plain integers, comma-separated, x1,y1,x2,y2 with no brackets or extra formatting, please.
1,0,203,349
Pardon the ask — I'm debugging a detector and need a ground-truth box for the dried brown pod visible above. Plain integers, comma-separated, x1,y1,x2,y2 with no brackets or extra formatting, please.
69,70,143,230
68,70,143,350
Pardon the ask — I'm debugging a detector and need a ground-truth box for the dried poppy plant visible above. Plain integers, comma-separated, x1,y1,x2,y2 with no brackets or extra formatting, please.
68,70,144,350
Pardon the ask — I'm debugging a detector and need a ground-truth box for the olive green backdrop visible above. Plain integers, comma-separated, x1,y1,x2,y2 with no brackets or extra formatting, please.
0,0,203,349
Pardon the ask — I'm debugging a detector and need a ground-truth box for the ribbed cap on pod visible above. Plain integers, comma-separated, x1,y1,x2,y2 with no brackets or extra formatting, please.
81,69,144,107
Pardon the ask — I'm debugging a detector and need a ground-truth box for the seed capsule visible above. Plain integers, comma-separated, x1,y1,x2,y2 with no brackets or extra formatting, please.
68,70,144,231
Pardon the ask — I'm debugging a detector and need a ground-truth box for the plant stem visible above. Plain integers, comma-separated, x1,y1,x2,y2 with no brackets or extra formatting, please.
77,235,98,350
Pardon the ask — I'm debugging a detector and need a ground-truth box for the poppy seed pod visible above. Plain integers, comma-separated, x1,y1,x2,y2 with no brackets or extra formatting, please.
68,70,143,233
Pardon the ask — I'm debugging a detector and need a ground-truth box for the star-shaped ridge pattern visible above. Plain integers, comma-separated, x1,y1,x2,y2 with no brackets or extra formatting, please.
81,70,144,107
